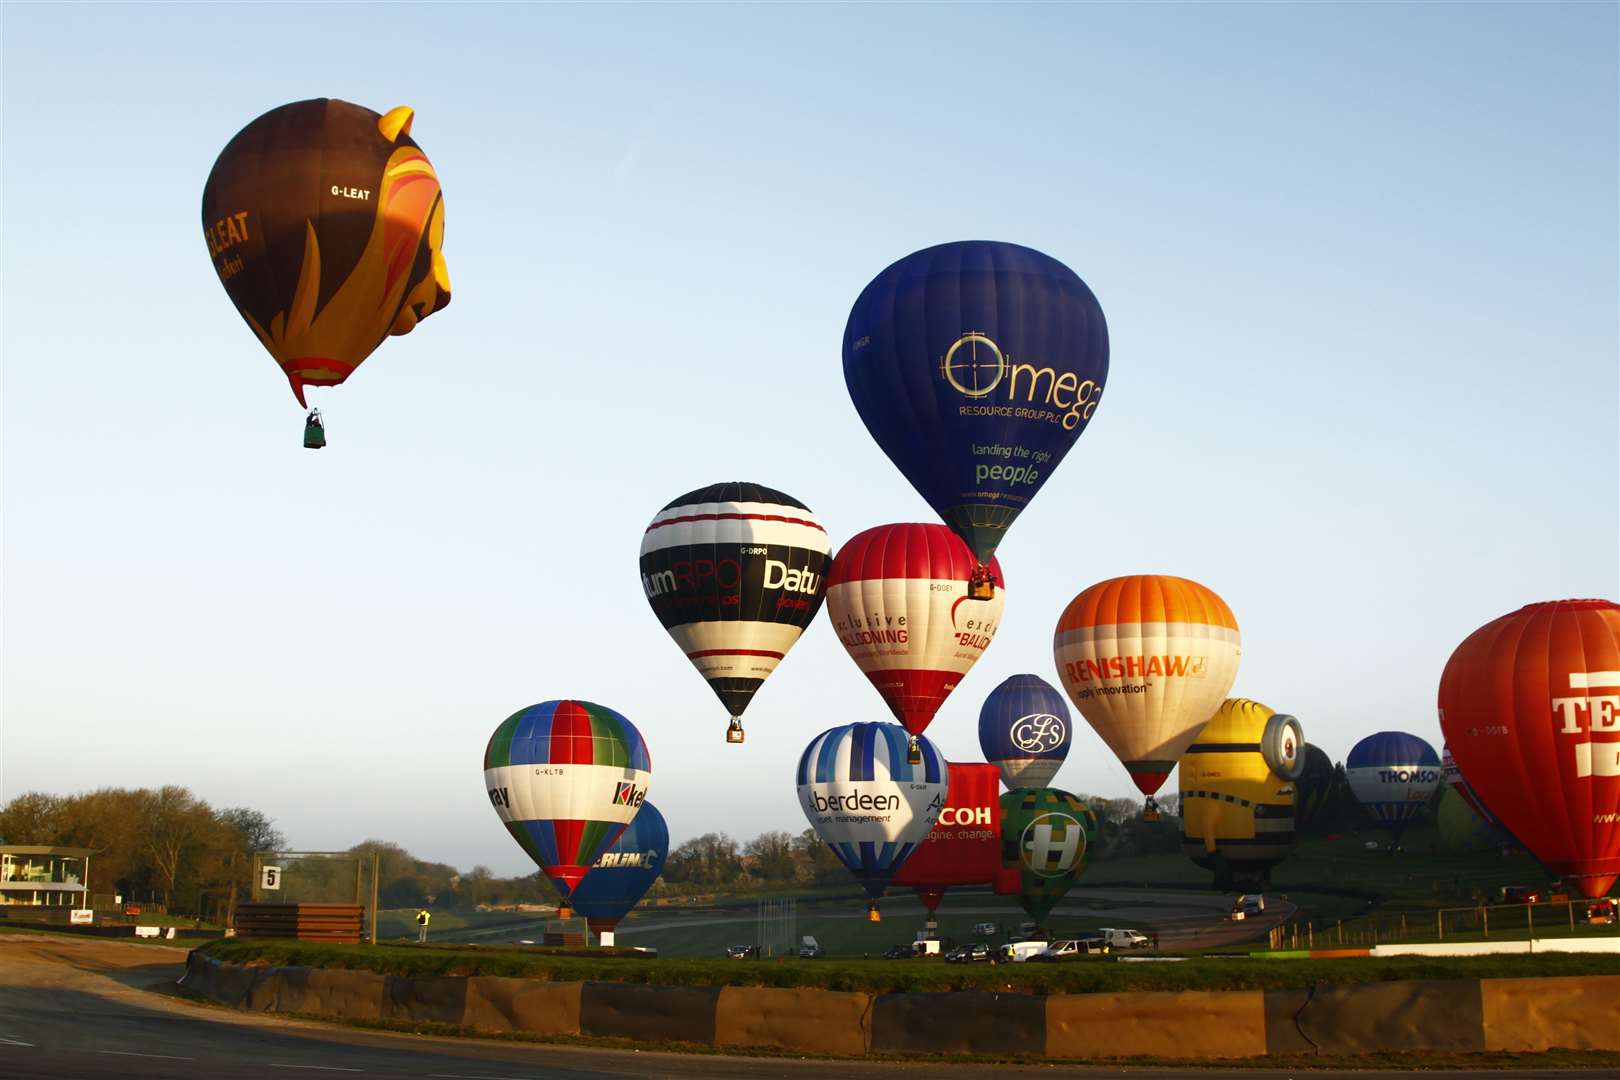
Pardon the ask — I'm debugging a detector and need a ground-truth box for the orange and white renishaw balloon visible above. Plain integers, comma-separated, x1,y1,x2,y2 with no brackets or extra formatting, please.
1053,575,1241,812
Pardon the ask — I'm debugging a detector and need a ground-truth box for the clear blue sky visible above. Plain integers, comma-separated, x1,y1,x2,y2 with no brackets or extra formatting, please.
3,3,1615,877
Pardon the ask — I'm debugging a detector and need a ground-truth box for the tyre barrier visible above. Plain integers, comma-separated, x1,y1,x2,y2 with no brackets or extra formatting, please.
179,954,1620,1059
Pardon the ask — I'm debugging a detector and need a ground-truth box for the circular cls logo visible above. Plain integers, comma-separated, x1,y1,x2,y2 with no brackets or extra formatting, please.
941,332,1005,398
1020,811,1087,878
1010,713,1065,754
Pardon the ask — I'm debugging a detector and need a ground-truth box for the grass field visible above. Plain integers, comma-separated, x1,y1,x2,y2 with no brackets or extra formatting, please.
390,825,1610,958
197,937,1618,994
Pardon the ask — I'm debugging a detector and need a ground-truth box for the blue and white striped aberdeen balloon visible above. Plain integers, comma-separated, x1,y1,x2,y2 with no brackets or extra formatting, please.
796,722,948,899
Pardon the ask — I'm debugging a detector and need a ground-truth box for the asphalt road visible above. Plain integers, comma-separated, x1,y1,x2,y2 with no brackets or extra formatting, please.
0,934,1599,1080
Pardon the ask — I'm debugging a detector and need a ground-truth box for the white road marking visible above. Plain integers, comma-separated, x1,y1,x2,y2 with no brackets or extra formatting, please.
268,1067,363,1073
98,1050,196,1060
0,1037,33,1047
430,1075,535,1080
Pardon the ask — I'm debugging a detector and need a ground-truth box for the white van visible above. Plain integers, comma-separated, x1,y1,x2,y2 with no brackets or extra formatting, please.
1098,928,1150,950
912,938,941,957
799,935,821,959
1000,940,1050,963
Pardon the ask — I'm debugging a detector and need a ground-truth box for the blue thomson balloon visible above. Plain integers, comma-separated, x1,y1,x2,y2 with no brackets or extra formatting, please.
567,802,668,938
843,241,1109,574
978,673,1072,791
1345,732,1442,843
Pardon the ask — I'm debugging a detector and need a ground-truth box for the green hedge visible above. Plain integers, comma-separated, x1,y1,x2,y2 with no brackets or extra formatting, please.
195,939,1620,995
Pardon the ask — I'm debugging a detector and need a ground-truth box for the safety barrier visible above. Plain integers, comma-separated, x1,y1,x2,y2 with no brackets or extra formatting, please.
179,953,1620,1059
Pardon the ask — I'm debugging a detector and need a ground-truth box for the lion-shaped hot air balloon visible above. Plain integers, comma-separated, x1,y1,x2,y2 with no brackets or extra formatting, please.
203,99,451,446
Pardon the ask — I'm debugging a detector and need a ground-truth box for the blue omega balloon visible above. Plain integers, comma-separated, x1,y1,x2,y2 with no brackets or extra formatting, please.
1345,731,1442,843
843,241,1109,589
978,674,1072,791
566,801,668,940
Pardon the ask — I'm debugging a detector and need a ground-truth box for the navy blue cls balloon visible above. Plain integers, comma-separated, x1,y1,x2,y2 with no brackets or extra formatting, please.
978,674,1072,791
1345,732,1442,843
843,241,1109,575
567,802,668,938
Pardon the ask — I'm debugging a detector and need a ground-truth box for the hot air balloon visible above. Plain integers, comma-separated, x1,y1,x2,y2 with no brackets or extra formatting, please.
796,722,947,920
640,482,829,743
843,241,1108,597
1294,743,1337,833
998,788,1098,924
202,99,451,446
1441,744,1505,831
568,801,668,946
891,762,1002,919
483,700,651,917
979,674,1072,791
1177,699,1305,889
826,523,1003,759
1345,731,1441,845
1053,575,1241,820
1438,599,1620,899
1436,787,1506,855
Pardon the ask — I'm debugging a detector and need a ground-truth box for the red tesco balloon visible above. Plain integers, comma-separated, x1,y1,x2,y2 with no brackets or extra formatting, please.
1438,599,1620,898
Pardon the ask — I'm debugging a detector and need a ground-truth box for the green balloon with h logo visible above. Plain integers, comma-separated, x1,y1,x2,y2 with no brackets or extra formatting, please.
1000,788,1098,922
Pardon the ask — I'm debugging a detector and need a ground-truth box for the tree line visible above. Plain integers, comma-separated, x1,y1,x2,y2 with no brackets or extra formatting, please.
0,771,1400,917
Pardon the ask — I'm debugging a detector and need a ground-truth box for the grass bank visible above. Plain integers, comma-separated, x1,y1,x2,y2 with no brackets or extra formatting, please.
195,938,1618,994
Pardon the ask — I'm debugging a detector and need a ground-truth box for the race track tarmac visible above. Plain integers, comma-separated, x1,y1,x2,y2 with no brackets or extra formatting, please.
0,934,1598,1080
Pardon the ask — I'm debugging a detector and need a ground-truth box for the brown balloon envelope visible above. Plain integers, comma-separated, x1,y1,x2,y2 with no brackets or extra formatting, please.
202,98,451,406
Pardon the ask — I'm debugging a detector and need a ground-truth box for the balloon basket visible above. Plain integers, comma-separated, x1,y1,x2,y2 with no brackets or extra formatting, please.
906,736,922,766
867,904,881,923
1142,796,1161,823
726,717,745,744
967,568,995,600
556,904,572,920
302,409,326,450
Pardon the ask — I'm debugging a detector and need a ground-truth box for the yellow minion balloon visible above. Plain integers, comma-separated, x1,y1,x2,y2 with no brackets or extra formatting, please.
1177,699,1305,890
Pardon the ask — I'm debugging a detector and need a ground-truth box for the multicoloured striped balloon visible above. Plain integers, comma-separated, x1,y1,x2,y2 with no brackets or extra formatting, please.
1053,574,1241,809
483,700,652,903
1345,731,1440,843
826,523,1004,737
796,722,947,903
640,482,829,742
978,674,1072,791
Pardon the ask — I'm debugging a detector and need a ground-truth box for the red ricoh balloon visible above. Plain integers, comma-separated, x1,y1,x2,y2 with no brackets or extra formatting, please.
1438,599,1620,898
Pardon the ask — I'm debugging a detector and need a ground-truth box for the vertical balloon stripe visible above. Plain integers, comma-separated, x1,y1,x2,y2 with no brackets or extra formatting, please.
816,728,841,785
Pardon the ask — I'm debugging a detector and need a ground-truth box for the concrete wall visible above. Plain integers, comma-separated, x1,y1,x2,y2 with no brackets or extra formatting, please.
179,953,1620,1060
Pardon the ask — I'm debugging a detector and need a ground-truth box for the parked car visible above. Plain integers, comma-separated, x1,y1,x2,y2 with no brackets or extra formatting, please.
912,939,942,957
1000,940,1050,963
1028,935,1109,963
972,922,998,937
944,942,995,964
882,943,914,960
1587,898,1617,925
798,936,822,959
725,944,757,959
1099,928,1150,950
